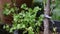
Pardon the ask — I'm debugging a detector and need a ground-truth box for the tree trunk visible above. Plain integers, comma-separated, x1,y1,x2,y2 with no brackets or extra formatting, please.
44,0,50,34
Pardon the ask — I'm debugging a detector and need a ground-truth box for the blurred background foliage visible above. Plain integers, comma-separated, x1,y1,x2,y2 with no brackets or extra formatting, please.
51,0,60,20
33,0,60,20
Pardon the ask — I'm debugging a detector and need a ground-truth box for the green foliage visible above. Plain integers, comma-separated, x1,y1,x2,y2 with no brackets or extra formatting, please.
51,0,60,20
33,0,43,3
52,8,60,20
3,3,19,15
28,27,34,34
3,3,44,34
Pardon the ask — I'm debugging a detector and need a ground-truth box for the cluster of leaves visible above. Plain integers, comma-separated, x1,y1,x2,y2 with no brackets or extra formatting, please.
3,3,19,15
3,3,44,34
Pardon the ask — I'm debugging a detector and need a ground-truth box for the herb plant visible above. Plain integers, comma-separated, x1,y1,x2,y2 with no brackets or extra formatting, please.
3,3,44,34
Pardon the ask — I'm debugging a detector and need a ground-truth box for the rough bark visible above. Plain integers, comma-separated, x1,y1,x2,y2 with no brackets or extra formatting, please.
44,0,50,34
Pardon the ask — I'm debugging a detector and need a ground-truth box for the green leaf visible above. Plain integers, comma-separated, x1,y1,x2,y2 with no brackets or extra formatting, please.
21,3,27,9
33,6,41,13
28,27,34,34
9,28,14,33
10,8,15,13
17,24,21,29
